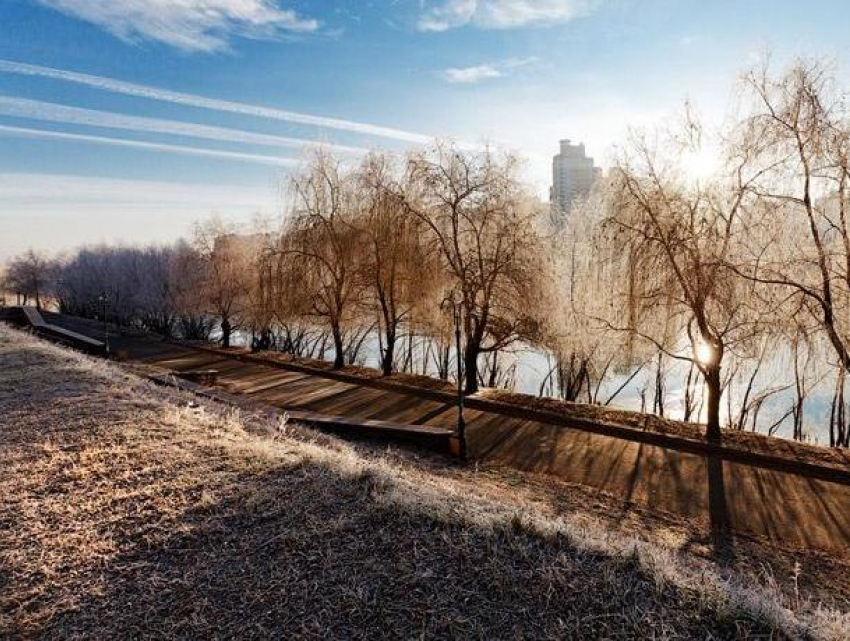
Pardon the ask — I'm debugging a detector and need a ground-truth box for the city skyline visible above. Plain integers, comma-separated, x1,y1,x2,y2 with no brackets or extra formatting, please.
1,1,848,260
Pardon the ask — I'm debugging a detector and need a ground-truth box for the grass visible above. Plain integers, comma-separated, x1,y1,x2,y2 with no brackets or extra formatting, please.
1,324,848,639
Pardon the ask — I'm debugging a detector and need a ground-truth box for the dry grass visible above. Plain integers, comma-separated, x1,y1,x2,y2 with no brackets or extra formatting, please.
1,325,848,640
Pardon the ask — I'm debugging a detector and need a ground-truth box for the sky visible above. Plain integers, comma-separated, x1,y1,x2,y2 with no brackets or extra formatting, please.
1,0,848,261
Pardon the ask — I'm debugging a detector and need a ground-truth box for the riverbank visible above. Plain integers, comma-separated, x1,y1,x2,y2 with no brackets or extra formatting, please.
2,325,849,639
185,341,850,473
39,310,850,470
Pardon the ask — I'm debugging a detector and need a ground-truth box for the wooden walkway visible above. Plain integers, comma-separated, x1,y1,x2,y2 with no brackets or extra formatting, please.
20,306,104,352
26,312,850,556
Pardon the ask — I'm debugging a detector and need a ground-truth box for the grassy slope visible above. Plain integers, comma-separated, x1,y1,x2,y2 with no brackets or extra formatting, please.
0,325,847,639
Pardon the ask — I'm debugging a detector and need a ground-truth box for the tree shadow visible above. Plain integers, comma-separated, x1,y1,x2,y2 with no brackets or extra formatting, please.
707,452,735,564
25,460,773,640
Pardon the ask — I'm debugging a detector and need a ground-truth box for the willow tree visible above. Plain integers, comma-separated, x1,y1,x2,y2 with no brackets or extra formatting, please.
734,59,850,446
541,190,639,404
405,142,542,394
601,115,764,441
193,218,252,348
278,150,364,369
356,153,436,376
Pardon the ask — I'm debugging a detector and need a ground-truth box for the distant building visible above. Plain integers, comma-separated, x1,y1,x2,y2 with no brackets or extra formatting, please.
550,139,601,223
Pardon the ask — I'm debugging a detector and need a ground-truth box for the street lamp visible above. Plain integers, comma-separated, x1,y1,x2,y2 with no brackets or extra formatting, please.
441,290,467,460
98,294,110,356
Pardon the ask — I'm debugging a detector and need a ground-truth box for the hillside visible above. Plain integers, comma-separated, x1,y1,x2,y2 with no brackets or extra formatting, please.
1,324,848,639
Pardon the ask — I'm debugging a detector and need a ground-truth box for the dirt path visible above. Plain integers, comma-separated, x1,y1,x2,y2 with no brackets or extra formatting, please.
44,314,850,556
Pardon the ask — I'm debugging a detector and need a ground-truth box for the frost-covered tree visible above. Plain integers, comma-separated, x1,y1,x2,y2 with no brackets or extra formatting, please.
732,58,850,446
5,249,53,308
55,245,181,335
405,142,543,393
598,113,766,441
540,191,640,404
273,150,365,368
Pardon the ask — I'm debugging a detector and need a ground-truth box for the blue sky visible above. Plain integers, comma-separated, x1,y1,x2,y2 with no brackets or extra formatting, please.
1,0,847,259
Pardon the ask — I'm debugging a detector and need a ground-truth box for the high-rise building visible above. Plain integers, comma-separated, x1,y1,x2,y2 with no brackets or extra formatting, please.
550,139,601,222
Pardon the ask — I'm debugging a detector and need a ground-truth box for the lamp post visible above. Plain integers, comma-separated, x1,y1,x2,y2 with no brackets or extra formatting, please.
441,290,467,460
98,294,110,356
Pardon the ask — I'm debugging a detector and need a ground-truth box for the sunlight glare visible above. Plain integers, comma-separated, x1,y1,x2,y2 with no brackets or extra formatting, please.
681,147,719,182
694,340,716,366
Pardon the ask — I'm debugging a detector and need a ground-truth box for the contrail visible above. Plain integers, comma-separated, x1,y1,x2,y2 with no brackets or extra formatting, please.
0,59,433,145
0,124,299,167
0,96,367,155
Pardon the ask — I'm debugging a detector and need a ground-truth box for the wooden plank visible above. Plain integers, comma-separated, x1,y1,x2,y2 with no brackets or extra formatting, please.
249,376,345,405
149,353,229,372
225,371,312,395
300,386,388,416
43,324,104,348
22,306,47,328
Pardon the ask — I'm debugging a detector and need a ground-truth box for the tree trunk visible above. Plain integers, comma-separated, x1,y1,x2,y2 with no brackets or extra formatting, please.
332,325,344,369
381,330,395,377
463,345,479,394
221,317,232,349
252,328,271,352
705,365,722,442
487,351,499,388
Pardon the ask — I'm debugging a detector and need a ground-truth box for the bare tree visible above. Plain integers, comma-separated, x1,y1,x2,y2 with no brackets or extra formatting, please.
193,218,252,348
170,242,216,340
54,244,184,335
275,150,364,368
734,58,850,446
599,112,764,441
6,249,52,308
240,232,277,351
356,153,437,375
541,189,639,404
405,142,542,393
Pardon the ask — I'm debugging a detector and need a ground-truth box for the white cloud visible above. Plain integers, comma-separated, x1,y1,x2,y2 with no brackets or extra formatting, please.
443,64,502,84
0,96,366,155
35,0,319,52
418,0,598,32
0,59,432,144
441,56,538,84
0,124,299,166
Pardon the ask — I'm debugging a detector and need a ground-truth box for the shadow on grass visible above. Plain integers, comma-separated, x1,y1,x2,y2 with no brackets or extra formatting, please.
34,460,775,640
708,453,736,564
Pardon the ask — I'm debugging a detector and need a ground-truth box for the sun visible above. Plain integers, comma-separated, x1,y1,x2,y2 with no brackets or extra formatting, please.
694,340,716,366
681,147,720,182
